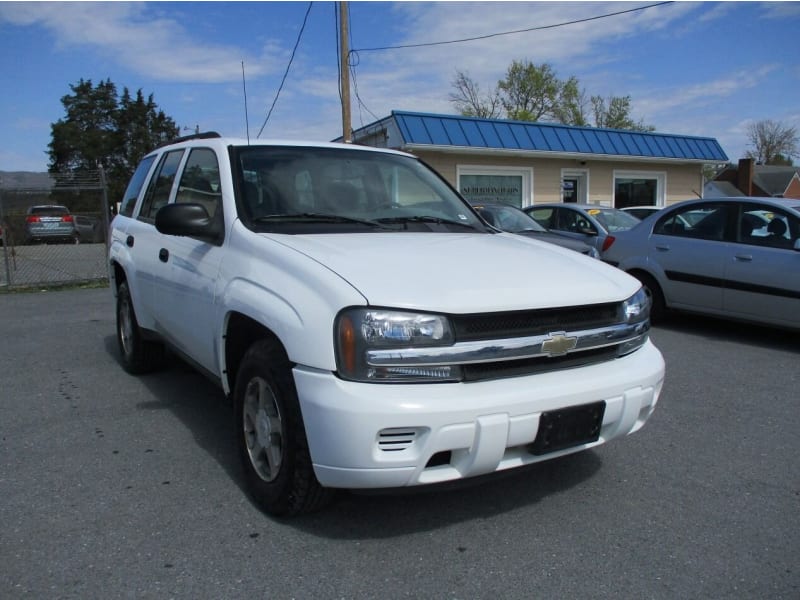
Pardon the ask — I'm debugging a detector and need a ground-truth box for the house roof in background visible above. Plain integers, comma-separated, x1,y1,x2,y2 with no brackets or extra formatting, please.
751,166,800,196
376,111,728,163
704,180,744,197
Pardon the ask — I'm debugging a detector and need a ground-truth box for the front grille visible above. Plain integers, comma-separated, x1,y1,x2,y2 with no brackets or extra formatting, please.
462,346,619,382
452,303,619,342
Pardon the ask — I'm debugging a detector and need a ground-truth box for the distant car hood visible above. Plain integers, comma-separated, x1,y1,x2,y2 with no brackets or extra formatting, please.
270,232,638,314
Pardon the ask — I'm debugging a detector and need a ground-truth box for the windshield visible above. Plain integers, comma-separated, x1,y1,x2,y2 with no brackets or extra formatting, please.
233,146,485,233
587,207,641,232
29,206,69,216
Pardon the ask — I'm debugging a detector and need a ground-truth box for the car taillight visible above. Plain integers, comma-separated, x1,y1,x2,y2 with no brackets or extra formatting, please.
601,235,616,252
26,215,41,223
62,215,74,222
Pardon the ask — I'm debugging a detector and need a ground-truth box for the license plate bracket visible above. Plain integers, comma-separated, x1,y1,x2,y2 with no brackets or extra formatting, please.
529,401,606,456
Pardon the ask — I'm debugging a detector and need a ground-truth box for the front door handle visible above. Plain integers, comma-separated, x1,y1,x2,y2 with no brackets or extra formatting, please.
734,254,753,262
159,248,169,263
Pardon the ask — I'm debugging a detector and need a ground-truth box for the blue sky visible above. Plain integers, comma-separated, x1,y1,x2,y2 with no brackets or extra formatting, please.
1,1,798,172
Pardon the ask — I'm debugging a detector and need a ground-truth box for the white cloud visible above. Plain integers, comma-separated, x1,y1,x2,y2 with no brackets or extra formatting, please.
636,65,780,116
0,1,280,82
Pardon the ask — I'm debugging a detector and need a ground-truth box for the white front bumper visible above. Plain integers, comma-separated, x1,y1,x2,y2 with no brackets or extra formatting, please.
293,340,664,489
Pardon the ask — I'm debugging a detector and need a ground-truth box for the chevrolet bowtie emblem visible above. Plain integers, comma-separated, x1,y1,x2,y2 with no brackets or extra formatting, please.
542,332,578,357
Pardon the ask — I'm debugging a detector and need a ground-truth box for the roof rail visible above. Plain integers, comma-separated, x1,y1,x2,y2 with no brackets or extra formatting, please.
159,131,222,148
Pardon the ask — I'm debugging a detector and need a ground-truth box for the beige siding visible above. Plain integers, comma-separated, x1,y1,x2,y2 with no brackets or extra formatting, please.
411,150,703,207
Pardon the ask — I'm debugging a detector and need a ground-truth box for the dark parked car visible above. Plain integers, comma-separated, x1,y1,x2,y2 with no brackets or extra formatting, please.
472,203,599,258
524,203,641,253
25,205,79,244
603,196,800,329
74,215,103,243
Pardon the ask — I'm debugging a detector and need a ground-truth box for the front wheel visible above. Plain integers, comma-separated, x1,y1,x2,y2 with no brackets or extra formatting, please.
116,281,165,374
234,339,335,516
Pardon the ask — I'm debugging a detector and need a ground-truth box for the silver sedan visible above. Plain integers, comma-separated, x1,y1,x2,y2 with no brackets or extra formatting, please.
524,203,641,253
602,196,800,330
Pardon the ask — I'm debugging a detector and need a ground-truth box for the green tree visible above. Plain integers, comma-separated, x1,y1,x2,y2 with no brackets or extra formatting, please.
48,79,119,173
554,77,589,126
449,60,652,131
48,78,179,206
591,95,655,131
497,61,564,122
745,119,797,165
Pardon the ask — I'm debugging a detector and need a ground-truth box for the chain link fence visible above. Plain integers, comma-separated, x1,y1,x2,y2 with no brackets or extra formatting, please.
1,170,111,290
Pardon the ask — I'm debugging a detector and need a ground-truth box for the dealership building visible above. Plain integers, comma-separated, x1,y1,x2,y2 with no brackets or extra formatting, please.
345,111,728,209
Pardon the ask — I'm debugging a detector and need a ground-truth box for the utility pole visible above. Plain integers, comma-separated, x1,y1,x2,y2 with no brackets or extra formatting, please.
339,1,351,143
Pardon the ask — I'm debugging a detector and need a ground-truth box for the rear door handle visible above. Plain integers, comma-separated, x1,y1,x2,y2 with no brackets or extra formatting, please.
159,248,169,263
126,235,134,247
655,245,670,251
734,254,753,262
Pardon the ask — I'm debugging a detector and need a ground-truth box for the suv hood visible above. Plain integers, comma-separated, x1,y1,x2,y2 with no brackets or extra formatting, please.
272,232,638,313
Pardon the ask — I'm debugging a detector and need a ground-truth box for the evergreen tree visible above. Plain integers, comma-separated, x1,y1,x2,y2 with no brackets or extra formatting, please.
48,79,180,206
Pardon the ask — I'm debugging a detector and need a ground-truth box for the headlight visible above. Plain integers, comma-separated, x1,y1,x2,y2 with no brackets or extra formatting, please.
617,287,650,356
335,308,460,382
622,287,650,323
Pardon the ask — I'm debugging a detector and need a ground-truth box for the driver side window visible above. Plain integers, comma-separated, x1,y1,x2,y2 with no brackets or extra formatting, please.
560,209,594,234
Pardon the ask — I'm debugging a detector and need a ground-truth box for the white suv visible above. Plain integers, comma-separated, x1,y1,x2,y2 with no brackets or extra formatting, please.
109,133,665,515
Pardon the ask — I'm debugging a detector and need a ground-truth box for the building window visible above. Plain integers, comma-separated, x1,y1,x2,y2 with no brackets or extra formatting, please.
613,170,665,209
456,166,533,208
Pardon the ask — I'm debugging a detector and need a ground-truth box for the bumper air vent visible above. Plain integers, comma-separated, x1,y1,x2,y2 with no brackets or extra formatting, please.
377,428,418,452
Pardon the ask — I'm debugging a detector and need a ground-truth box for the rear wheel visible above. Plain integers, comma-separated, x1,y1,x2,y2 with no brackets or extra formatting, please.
234,339,335,516
633,271,666,323
116,281,165,373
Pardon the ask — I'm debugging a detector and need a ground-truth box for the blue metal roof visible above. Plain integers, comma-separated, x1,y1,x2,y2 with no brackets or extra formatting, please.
387,110,728,162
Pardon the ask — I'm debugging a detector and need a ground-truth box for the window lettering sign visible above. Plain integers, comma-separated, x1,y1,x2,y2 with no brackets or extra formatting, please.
459,174,523,208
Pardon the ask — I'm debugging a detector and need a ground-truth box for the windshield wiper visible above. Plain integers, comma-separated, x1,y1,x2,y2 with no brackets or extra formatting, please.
376,215,479,230
252,213,392,229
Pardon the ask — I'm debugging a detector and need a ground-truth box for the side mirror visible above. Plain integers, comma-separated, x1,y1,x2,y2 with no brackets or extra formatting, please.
155,203,222,243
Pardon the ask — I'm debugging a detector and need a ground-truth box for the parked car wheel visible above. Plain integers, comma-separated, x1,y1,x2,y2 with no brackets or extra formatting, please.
234,339,335,516
632,271,666,323
116,281,165,374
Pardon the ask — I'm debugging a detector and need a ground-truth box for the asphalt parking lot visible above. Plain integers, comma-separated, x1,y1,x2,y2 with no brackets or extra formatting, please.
1,287,798,599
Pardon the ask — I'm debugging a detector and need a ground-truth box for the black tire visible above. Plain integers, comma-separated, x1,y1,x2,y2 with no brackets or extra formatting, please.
116,281,165,374
633,271,667,323
234,339,335,516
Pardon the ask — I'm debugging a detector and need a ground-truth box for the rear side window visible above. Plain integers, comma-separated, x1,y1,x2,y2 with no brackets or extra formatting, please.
139,150,185,220
119,155,156,217
738,202,799,249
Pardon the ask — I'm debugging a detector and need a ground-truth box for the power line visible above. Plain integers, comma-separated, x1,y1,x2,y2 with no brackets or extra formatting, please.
350,2,673,54
257,2,313,138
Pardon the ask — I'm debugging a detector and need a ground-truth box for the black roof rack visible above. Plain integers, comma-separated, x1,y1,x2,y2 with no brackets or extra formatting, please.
159,131,222,148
